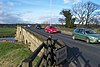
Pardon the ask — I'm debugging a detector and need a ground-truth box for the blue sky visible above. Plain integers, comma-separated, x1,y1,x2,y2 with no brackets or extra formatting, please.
0,0,100,24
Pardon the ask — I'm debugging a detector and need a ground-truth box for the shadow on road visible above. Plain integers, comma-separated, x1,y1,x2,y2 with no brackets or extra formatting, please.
66,46,91,67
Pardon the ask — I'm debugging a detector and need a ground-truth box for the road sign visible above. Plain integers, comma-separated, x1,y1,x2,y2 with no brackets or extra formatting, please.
56,46,67,65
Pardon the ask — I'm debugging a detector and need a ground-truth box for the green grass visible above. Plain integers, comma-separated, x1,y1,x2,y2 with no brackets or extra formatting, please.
57,26,74,32
0,42,32,67
94,28,100,33
0,27,16,37
57,26,100,34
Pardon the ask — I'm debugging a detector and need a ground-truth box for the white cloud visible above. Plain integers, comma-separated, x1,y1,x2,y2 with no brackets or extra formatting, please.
0,2,3,6
0,10,3,14
8,2,14,6
0,13,25,24
0,2,25,24
64,0,70,3
0,21,5,24
64,0,81,4
73,0,81,4
32,16,60,24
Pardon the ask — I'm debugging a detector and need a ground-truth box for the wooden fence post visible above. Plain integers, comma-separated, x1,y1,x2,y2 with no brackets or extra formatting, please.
21,61,32,67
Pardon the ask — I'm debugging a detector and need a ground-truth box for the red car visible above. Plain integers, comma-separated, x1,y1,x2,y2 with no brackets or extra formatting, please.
45,26,58,33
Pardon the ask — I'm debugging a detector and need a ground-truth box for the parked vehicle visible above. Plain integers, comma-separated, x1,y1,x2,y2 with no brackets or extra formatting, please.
72,28,100,43
34,24,41,29
27,25,31,27
45,26,58,33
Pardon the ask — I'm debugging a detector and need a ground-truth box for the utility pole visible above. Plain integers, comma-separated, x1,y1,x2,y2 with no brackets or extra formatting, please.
50,0,52,26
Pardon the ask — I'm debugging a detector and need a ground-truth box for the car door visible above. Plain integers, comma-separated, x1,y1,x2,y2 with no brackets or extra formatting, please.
45,26,49,32
78,29,86,40
74,29,82,39
73,29,80,39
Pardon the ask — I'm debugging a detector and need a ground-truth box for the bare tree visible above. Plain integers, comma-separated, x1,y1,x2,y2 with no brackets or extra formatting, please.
72,2,86,25
58,18,65,25
90,11,100,25
85,1,99,25
72,1,100,26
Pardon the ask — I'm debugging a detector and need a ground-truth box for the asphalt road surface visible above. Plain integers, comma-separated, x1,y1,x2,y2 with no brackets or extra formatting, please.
28,27,100,67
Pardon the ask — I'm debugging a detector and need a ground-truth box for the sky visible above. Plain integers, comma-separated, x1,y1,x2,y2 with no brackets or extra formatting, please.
0,0,100,24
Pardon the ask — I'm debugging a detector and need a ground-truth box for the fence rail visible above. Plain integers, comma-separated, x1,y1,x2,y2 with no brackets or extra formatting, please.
20,36,91,67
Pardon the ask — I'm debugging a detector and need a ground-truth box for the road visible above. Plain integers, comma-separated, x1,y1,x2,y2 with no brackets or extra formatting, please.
28,27,100,67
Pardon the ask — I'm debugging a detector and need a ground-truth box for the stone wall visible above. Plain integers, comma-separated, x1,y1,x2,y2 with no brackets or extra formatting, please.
15,26,43,52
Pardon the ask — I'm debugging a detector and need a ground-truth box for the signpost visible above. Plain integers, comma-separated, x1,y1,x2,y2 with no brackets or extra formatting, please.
56,46,67,65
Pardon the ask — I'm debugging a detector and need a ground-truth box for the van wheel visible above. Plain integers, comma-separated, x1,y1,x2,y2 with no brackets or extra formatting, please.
72,35,76,40
86,38,90,43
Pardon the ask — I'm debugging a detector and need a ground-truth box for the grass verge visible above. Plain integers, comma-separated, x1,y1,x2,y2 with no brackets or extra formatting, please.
94,28,100,33
57,26,74,32
0,42,32,67
0,27,16,37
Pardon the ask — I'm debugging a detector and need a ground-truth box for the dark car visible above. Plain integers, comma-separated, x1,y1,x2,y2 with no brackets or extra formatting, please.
72,28,100,43
34,24,41,29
